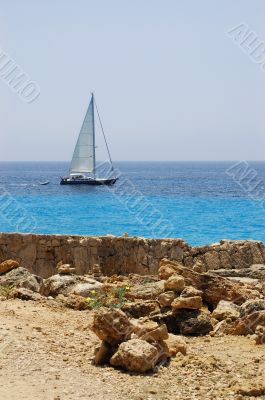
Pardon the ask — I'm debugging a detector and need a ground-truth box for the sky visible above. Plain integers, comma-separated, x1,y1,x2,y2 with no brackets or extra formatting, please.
0,0,265,161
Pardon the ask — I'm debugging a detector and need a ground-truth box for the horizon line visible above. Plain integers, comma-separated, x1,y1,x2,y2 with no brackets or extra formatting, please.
0,160,264,163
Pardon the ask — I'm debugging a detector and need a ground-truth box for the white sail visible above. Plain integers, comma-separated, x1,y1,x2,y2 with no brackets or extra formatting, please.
70,95,95,175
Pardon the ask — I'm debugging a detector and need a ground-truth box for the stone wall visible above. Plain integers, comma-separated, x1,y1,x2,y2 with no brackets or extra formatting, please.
0,233,265,278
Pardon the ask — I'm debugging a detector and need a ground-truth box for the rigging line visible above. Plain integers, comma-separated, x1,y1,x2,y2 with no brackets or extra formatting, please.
93,95,114,171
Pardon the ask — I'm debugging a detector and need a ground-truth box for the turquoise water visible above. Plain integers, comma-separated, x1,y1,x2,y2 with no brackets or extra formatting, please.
0,161,265,245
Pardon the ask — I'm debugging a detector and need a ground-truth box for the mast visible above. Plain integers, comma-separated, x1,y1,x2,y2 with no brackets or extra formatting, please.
91,92,96,177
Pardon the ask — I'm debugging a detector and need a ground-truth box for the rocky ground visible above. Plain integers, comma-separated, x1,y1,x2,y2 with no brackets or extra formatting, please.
1,258,265,399
0,299,265,400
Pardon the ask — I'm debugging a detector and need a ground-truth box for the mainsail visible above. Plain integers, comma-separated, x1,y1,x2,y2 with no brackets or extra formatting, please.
70,95,95,175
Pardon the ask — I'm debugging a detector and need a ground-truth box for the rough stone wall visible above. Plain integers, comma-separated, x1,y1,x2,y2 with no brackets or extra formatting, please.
0,233,265,278
184,240,265,271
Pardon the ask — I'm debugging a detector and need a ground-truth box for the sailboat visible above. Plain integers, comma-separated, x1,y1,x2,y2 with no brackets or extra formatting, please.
60,93,118,185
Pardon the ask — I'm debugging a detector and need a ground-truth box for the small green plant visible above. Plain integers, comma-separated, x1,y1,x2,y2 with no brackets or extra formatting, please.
114,287,127,306
0,285,15,298
85,286,130,310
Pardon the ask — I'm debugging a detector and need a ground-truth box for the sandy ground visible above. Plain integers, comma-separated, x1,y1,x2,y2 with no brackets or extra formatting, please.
0,299,265,400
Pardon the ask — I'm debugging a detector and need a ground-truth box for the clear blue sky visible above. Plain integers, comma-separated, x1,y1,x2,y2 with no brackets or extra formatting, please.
1,0,265,161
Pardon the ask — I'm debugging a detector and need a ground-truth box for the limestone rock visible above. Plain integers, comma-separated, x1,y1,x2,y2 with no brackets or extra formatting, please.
254,325,265,345
126,280,165,301
43,274,102,297
149,309,178,333
91,308,132,345
229,310,265,335
212,300,240,321
163,334,187,356
64,294,88,310
43,274,77,296
91,264,102,278
94,341,114,365
227,276,260,285
0,267,43,293
72,281,102,297
160,259,259,307
152,340,171,363
171,296,203,311
209,264,265,281
9,287,43,301
122,300,159,318
164,275,185,292
211,319,232,336
131,318,168,342
0,259,19,275
200,239,265,270
158,291,176,307
179,312,213,336
140,324,168,343
57,264,76,275
239,299,265,317
1,234,265,278
110,339,159,372
181,286,203,298
192,260,205,273
159,259,184,280
151,308,213,336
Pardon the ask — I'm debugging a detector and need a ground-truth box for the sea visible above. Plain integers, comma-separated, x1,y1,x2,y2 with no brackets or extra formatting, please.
0,161,265,246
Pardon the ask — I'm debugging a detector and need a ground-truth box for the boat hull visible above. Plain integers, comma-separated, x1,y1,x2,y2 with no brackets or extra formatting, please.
60,178,118,185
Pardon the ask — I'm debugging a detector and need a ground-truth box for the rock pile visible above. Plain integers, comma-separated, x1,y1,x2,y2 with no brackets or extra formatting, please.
0,255,265,374
56,261,76,275
89,258,265,372
91,307,187,372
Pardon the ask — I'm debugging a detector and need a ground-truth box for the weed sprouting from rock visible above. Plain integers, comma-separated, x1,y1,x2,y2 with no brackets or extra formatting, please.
0,285,15,298
85,286,130,310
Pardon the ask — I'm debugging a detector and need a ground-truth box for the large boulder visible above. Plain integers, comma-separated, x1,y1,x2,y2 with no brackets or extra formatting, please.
0,259,19,275
91,308,132,345
212,300,240,321
110,339,160,372
0,267,43,293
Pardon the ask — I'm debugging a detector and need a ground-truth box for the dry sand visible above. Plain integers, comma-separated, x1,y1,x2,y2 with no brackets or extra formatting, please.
0,299,265,400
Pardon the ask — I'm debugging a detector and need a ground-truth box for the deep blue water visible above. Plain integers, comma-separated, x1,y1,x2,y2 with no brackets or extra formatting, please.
0,161,265,246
